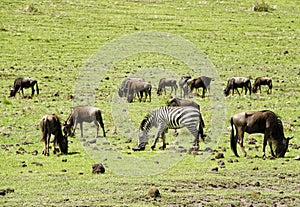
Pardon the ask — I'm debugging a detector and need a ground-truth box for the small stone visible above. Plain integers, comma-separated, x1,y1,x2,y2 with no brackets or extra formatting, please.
215,153,224,159
212,167,218,172
148,188,160,198
92,163,105,174
62,158,67,162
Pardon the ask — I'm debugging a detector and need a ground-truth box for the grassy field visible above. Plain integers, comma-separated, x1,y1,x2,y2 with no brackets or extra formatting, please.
0,0,299,206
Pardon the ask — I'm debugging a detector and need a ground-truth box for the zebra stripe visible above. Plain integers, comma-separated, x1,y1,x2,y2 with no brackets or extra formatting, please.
138,106,205,150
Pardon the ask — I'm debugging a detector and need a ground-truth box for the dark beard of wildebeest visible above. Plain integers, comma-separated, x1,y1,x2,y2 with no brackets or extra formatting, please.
230,110,293,159
186,76,212,98
9,77,39,97
40,114,68,156
157,78,178,96
132,106,205,151
224,77,252,96
63,106,106,138
252,77,273,94
178,75,192,98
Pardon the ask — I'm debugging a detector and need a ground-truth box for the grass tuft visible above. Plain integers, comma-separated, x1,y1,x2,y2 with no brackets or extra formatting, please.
253,1,275,12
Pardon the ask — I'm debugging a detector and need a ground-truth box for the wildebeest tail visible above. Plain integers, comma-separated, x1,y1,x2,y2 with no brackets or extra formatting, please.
230,117,239,157
40,117,47,142
95,109,106,137
36,81,39,95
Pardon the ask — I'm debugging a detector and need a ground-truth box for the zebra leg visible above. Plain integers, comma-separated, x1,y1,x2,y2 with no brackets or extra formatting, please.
159,130,167,150
187,125,200,150
151,125,164,150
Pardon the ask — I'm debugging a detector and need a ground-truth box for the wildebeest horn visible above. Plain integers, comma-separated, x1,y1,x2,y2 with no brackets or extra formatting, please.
287,135,294,140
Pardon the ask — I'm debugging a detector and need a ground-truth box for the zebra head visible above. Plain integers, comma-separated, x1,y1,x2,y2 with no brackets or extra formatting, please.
132,130,149,151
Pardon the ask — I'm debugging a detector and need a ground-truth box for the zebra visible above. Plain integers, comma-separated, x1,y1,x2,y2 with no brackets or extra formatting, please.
132,106,205,151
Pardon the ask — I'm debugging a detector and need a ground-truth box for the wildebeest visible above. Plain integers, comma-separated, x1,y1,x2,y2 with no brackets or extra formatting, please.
167,97,200,112
157,78,178,96
230,110,293,159
40,114,68,156
178,75,192,98
126,80,152,103
224,77,251,96
187,76,212,98
9,77,39,97
118,77,144,97
63,106,106,138
132,106,205,151
252,77,272,94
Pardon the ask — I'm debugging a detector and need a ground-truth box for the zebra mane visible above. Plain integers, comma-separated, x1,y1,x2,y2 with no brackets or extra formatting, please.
140,112,153,130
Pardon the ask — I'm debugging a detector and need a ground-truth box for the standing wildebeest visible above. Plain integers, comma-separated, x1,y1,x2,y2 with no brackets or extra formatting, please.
187,76,212,98
118,77,144,97
179,75,192,98
230,110,293,159
126,81,152,103
9,77,39,97
63,106,106,138
132,106,205,151
157,78,178,96
224,77,251,96
252,77,273,94
40,114,68,156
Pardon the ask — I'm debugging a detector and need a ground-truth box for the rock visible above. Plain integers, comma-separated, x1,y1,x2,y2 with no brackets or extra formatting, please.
215,153,224,159
212,167,218,172
92,163,105,174
148,187,160,198
62,158,67,162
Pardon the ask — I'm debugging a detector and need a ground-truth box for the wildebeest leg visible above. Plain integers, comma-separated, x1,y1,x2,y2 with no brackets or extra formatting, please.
151,124,164,150
94,120,100,138
262,134,268,159
21,87,24,97
259,85,262,94
71,120,78,137
80,122,83,137
237,130,247,157
43,134,51,156
268,141,275,157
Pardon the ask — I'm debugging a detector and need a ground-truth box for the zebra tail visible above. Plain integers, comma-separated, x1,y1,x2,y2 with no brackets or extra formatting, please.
230,117,239,157
198,113,205,141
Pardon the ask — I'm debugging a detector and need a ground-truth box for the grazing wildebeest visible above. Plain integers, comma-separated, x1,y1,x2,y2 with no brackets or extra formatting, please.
63,106,106,138
230,110,293,159
187,76,212,98
252,77,272,94
179,75,192,98
126,81,152,103
118,77,144,97
132,106,205,151
40,114,68,156
224,77,251,96
157,78,178,96
167,97,200,112
9,77,39,97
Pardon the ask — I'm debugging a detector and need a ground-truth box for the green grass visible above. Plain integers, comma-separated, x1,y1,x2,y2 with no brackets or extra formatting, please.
0,0,299,206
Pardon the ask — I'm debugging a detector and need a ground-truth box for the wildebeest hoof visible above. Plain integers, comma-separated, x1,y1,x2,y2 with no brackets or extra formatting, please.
132,146,145,151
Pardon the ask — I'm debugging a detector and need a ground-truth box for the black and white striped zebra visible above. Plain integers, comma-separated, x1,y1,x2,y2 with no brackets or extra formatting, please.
133,106,205,151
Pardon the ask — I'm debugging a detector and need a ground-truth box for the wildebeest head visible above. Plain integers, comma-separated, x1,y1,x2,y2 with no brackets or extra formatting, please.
59,134,68,154
62,121,73,137
9,86,16,97
275,136,293,158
